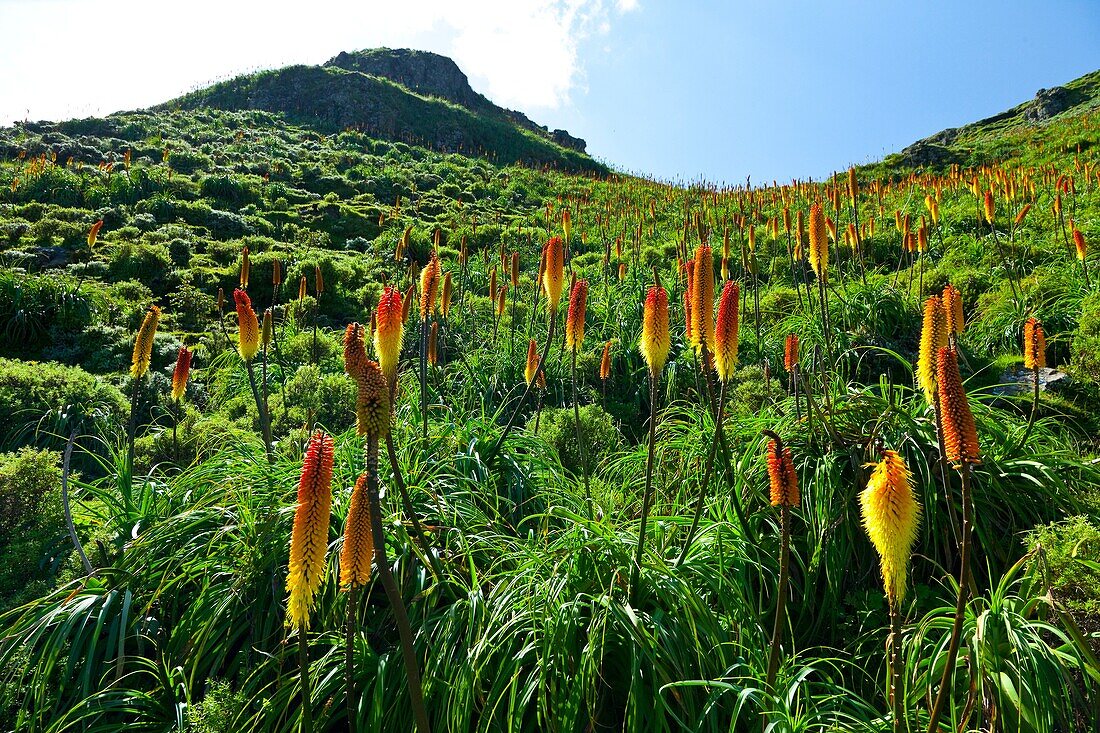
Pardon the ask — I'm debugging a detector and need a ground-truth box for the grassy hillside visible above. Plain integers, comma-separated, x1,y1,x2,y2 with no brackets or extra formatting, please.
0,66,1098,732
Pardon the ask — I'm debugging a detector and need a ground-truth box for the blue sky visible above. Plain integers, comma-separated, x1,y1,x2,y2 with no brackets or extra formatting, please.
1,0,1097,183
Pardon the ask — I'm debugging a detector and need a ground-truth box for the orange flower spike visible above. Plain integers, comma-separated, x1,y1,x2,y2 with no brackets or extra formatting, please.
130,305,161,378
565,279,588,353
419,254,441,318
401,283,415,323
298,276,307,302
983,190,995,224
599,340,613,381
1022,317,1046,370
690,245,715,354
240,247,250,289
314,265,324,296
713,280,740,382
88,220,103,247
639,285,671,377
542,236,566,311
524,339,541,387
354,359,390,440
511,251,520,288
339,473,374,589
765,438,800,507
784,334,799,373
1073,228,1087,261
343,322,370,381
272,259,282,287
374,286,404,389
286,430,335,630
808,202,828,281
495,285,507,318
233,289,260,362
917,296,948,404
942,284,964,336
171,345,191,402
936,347,981,467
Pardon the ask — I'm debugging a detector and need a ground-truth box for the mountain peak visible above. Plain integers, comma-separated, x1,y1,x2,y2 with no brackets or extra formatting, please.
161,48,595,171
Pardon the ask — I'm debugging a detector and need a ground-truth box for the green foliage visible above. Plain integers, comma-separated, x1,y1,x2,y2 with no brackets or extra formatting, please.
0,449,66,609
1026,516,1100,619
527,404,621,476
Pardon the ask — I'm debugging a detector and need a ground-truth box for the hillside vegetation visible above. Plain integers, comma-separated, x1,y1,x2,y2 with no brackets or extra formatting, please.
0,55,1098,732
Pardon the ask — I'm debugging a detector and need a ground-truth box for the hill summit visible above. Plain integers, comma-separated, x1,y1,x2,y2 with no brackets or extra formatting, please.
161,47,599,172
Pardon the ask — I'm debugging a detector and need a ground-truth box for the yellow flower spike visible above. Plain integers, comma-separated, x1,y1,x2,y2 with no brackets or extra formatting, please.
860,450,921,604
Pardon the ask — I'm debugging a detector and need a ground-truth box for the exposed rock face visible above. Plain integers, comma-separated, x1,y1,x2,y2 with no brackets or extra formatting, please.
323,48,588,153
898,140,959,168
1024,86,1072,123
325,49,489,112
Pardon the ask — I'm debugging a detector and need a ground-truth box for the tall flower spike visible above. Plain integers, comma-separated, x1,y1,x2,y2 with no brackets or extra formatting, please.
298,276,307,302
690,245,715,355
130,305,160,378
542,236,565,311
600,340,613,381
286,430,334,630
565,279,588,353
419,254,441,318
1073,228,1087,262
937,347,981,466
354,359,390,439
375,286,404,389
234,289,260,362
401,283,414,323
917,295,949,404
808,202,828,281
639,285,670,377
766,437,800,507
440,271,453,319
942,284,964,336
340,473,374,589
239,247,250,289
343,322,370,382
983,190,995,224
1023,317,1046,370
171,345,191,402
261,309,273,351
784,334,799,373
860,450,921,604
511,251,520,287
714,280,740,382
525,339,542,387
428,321,439,366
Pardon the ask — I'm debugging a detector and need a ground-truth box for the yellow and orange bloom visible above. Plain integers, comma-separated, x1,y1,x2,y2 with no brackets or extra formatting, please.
983,190,995,224
808,203,828,281
937,347,981,467
440,271,453,319
766,438,800,507
88,220,103,247
917,295,949,404
713,280,739,382
428,321,439,366
234,289,260,362
340,473,374,589
286,430,334,630
420,254,441,318
565,279,588,353
1074,228,1088,261
130,305,160,379
860,450,921,604
171,346,191,402
784,334,799,373
600,340,613,381
942,284,964,337
690,245,715,354
1023,317,1046,370
525,339,542,387
375,286,404,388
240,247,250,288
542,236,566,311
639,285,670,377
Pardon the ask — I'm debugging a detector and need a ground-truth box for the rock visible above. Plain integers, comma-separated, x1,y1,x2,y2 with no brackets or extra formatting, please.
1024,86,1072,123
325,48,489,112
994,365,1072,396
898,141,959,168
551,129,587,153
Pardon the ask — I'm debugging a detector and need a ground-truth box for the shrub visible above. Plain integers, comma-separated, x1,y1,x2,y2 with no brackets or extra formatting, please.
1025,516,1100,621
0,448,66,610
527,405,621,477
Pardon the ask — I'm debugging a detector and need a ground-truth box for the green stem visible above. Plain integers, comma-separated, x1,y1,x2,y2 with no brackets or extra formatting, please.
765,504,791,693
677,378,727,565
630,372,660,603
925,463,973,733
367,436,431,733
299,628,312,733
571,348,592,515
890,599,903,733
489,308,556,460
346,584,359,729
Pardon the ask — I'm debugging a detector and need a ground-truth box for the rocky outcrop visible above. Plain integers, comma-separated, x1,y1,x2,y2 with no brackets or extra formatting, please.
1024,86,1073,123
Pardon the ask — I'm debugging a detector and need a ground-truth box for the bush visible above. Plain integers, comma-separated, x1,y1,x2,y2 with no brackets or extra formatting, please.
0,448,66,610
527,405,621,477
1025,516,1100,621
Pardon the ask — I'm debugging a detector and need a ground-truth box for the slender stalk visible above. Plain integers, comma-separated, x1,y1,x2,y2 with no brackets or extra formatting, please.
630,373,660,603
62,427,93,575
889,599,903,733
126,374,141,484
1016,365,1041,453
534,389,544,434
765,504,791,692
384,433,449,593
367,436,430,733
490,309,556,459
172,401,179,464
677,378,727,565
345,585,359,728
299,629,312,733
925,463,973,733
571,348,592,514
245,360,272,462
420,316,429,443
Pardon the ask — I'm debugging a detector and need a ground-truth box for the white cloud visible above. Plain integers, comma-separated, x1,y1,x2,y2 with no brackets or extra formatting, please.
0,0,638,125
